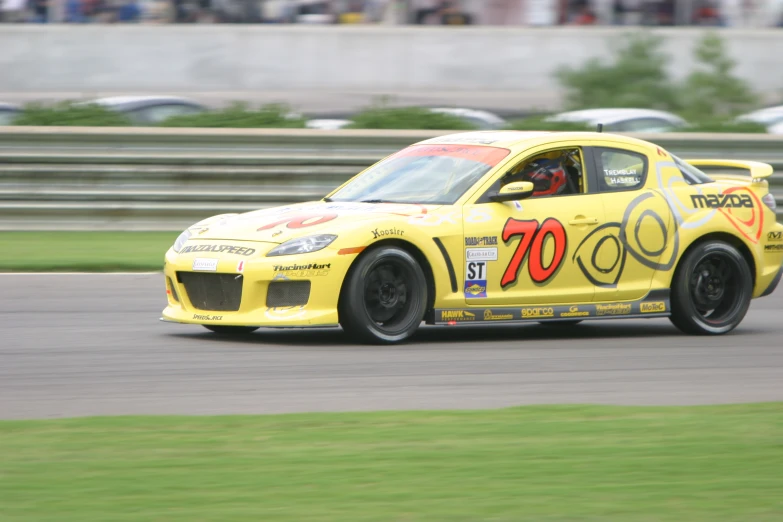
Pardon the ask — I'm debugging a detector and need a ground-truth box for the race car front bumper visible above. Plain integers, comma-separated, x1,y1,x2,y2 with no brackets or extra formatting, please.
161,240,355,328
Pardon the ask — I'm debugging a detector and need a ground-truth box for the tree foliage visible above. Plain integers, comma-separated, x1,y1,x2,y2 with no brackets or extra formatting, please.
346,106,476,130
679,32,758,121
159,103,307,128
555,33,682,112
553,31,761,129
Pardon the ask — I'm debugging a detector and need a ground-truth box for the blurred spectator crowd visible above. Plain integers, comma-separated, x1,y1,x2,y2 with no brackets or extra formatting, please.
2,0,783,26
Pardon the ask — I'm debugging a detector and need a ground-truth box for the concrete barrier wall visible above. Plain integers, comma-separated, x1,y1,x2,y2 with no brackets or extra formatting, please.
2,26,783,112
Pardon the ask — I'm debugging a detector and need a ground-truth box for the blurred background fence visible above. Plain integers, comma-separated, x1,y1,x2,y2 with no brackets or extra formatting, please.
1,126,780,230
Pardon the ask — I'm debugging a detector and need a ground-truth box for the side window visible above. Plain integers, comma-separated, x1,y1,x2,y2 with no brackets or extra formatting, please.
595,148,648,192
495,148,587,199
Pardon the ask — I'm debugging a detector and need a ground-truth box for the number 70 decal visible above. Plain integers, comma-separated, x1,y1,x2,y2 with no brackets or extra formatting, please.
501,218,567,287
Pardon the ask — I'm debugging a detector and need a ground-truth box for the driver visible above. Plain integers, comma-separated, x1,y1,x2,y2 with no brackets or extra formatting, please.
504,152,568,197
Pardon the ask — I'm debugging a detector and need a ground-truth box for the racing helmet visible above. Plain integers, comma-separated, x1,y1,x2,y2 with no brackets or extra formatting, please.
516,158,568,197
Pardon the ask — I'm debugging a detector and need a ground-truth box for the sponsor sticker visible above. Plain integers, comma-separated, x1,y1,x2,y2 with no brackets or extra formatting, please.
765,244,783,252
464,280,487,298
193,313,222,321
690,193,754,209
465,236,498,246
559,305,590,318
466,261,487,280
768,231,782,242
521,306,554,318
274,263,330,272
372,227,405,239
595,303,632,316
440,310,476,321
265,305,306,320
180,244,256,256
483,310,514,320
640,301,666,313
192,258,219,272
466,248,498,261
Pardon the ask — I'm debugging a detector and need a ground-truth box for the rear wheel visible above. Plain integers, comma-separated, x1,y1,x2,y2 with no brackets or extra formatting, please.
669,240,752,335
339,246,428,344
203,325,259,335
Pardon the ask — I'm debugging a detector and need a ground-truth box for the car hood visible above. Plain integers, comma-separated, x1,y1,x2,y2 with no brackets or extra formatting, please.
188,201,444,243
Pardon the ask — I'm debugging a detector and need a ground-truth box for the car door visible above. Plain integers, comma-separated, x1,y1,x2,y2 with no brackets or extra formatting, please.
585,145,675,302
461,144,605,307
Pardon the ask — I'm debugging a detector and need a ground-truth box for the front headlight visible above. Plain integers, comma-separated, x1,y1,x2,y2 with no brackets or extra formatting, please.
172,229,193,253
266,234,337,257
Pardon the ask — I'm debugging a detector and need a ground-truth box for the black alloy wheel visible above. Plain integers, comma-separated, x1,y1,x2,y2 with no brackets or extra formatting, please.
670,241,752,335
339,246,427,344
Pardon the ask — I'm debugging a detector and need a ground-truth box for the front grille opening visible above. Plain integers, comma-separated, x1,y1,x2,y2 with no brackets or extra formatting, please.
177,272,243,311
266,281,311,307
167,277,179,302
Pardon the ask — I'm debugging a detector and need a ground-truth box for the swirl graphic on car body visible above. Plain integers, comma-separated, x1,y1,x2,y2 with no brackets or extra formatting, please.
573,191,679,287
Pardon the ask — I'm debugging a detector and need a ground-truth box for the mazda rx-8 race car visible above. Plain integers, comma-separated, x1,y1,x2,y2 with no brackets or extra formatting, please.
161,131,783,343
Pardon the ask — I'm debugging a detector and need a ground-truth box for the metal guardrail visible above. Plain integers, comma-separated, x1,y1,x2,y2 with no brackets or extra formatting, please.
0,127,781,230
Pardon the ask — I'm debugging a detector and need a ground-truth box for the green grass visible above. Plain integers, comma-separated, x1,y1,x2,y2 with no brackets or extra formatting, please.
0,231,177,271
1,404,782,521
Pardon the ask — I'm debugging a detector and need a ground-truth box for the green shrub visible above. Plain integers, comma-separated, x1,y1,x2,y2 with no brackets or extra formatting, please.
345,106,476,130
552,31,763,132
159,103,306,128
12,102,133,126
555,33,683,112
680,119,768,133
679,32,758,121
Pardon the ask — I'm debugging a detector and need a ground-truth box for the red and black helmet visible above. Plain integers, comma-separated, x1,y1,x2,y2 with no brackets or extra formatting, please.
522,159,567,196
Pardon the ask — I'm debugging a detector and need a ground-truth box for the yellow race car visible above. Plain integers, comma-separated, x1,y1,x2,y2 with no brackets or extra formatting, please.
161,131,783,343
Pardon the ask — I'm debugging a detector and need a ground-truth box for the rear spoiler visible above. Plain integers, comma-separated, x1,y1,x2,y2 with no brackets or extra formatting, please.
684,159,774,183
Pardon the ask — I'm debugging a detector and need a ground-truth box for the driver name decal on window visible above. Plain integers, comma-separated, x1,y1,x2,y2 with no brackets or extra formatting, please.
599,150,647,191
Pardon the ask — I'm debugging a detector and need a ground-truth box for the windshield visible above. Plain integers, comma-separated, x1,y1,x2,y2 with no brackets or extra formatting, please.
328,144,510,205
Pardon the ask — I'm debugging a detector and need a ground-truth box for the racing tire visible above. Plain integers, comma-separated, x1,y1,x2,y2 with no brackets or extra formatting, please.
203,325,259,335
338,246,428,344
669,240,752,335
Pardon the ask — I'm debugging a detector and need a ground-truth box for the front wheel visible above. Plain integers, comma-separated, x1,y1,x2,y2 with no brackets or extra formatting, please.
338,246,428,344
669,240,752,335
203,325,259,335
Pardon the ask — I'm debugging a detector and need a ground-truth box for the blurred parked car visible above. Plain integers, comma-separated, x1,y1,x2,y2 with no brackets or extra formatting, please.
0,103,20,125
78,96,207,125
546,108,688,133
295,0,335,23
767,120,783,135
428,108,507,130
306,118,353,130
305,107,507,130
736,105,783,132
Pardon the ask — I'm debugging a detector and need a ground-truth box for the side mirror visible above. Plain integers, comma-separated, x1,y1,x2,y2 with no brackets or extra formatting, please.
488,181,535,203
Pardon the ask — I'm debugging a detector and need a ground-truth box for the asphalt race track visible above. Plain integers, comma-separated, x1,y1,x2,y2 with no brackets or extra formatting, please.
2,274,782,420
